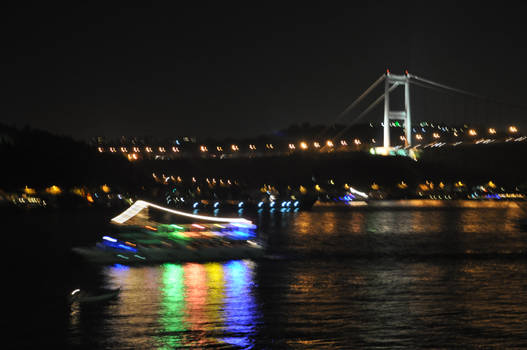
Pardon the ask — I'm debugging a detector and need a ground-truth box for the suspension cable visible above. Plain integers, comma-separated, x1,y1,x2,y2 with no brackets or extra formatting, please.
322,83,400,149
318,74,386,138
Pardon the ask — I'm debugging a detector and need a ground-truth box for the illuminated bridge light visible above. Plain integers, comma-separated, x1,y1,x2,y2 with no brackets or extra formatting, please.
468,129,477,136
509,125,518,133
313,142,320,148
300,141,308,150
172,146,179,153
200,145,208,152
97,147,104,153
326,140,334,147
288,143,295,150
488,128,496,134
340,140,348,146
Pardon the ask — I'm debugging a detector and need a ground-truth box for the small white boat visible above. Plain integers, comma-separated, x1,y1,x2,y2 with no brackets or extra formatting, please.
69,288,120,303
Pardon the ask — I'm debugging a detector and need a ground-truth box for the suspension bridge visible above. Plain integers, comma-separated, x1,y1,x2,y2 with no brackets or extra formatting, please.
95,70,525,160
322,70,525,153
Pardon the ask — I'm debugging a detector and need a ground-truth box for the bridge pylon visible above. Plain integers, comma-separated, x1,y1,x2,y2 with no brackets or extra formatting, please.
383,71,411,148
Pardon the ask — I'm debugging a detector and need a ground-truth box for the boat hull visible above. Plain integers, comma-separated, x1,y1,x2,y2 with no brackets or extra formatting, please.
73,245,265,264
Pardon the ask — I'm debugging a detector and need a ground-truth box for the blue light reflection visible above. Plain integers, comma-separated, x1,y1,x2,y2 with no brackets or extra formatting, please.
220,260,257,349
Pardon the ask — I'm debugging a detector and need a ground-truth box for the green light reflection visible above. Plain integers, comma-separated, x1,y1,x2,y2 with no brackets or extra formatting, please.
158,263,186,349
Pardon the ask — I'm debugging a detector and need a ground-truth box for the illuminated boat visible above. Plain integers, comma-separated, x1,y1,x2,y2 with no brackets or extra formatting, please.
73,200,265,264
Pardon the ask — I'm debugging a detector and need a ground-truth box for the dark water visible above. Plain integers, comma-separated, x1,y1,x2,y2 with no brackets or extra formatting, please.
10,201,527,348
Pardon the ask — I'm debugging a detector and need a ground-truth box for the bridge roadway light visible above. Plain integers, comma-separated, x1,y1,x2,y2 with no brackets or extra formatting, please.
326,140,334,147
300,141,308,150
313,142,321,148
488,128,496,135
468,129,477,136
432,132,440,139
415,134,423,140
509,125,518,133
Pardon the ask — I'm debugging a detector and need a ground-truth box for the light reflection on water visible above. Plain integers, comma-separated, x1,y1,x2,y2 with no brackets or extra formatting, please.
66,201,527,348
98,260,256,349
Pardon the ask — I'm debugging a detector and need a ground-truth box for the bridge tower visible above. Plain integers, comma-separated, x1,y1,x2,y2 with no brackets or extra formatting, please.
383,71,411,148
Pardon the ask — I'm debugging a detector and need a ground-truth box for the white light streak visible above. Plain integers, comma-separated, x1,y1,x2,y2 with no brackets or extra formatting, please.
111,200,252,224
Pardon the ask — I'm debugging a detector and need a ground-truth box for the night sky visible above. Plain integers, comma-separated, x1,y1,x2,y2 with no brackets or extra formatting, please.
2,2,527,140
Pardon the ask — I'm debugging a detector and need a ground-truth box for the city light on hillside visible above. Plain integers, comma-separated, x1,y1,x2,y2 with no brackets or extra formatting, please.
46,185,62,195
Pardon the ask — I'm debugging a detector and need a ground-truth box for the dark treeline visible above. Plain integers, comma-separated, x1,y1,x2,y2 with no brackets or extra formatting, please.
0,123,149,191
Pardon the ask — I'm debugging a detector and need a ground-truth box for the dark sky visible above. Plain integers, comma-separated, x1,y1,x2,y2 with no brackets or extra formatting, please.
2,2,527,140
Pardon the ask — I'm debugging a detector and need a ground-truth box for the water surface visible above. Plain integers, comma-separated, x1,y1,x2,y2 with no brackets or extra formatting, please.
15,200,527,348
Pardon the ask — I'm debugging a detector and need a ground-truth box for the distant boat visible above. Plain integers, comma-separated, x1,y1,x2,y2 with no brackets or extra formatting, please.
73,200,265,264
69,287,120,303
